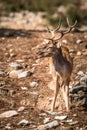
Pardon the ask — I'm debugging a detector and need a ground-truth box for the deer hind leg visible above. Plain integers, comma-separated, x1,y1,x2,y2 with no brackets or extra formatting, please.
51,76,60,111
62,80,69,111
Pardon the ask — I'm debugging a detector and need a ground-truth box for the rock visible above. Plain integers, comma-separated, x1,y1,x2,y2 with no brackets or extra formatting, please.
9,70,22,78
62,39,67,44
16,59,24,63
77,51,82,56
38,120,59,130
69,85,85,94
18,119,30,126
46,111,58,116
76,39,83,44
5,123,11,130
69,121,78,125
54,115,68,120
39,113,47,116
21,86,28,90
43,118,50,124
18,71,32,78
20,99,31,106
29,91,38,95
77,71,84,76
18,106,25,112
80,75,87,84
0,110,18,118
0,69,6,76
8,62,23,70
30,82,38,87
9,90,16,96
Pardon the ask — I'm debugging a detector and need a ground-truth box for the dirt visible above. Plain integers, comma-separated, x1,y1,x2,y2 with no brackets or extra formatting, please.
0,28,87,130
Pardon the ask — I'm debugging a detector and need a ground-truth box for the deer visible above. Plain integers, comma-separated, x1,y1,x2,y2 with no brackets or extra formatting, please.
37,18,77,112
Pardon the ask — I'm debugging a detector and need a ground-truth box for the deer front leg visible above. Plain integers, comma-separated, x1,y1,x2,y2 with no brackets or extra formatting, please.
51,76,60,111
62,84,69,111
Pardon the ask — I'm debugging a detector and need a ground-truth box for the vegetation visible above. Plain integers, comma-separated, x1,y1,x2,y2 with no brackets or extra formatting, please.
0,0,87,26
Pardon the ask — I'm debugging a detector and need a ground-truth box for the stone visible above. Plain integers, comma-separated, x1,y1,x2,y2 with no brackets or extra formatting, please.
77,51,82,56
54,115,68,120
16,59,24,63
21,86,28,90
0,69,6,76
77,71,84,76
8,62,23,70
9,70,22,78
46,111,58,116
76,39,83,44
18,119,30,126
0,110,18,118
9,90,16,96
69,85,85,94
38,120,59,130
69,121,78,125
62,39,67,44
80,75,87,84
18,71,32,78
29,91,38,95
43,118,50,124
18,106,25,112
30,82,38,87
5,123,11,130
39,113,47,116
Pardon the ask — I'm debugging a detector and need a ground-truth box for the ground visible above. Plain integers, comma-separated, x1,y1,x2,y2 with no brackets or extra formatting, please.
0,28,87,130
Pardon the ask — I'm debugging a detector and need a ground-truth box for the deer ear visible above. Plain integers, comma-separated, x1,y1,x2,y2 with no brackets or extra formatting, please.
57,42,62,48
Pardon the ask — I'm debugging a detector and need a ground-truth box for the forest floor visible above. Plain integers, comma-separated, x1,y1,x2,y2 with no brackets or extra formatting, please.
0,13,87,130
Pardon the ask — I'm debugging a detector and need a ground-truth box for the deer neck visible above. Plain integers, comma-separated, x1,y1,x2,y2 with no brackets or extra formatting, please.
52,47,65,72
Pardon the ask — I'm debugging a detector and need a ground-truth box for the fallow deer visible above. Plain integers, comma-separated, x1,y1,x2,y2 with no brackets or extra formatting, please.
37,18,77,112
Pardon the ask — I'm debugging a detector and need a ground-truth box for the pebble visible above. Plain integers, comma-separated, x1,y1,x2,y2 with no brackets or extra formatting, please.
0,69,6,76
29,91,38,95
62,39,67,44
18,119,30,126
77,51,82,56
18,71,32,78
30,82,38,87
16,59,24,63
46,111,58,116
76,39,83,44
69,121,78,125
38,120,59,130
21,86,28,90
80,75,87,84
69,85,84,94
9,70,22,78
43,118,50,124
5,123,11,130
39,113,47,117
54,115,68,120
9,62,23,70
77,71,84,76
18,106,25,112
0,110,18,118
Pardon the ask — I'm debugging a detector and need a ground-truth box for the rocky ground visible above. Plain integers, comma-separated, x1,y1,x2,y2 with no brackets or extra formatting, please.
0,12,87,130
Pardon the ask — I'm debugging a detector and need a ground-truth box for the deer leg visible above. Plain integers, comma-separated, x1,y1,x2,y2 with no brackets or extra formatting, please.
51,76,60,111
62,81,69,111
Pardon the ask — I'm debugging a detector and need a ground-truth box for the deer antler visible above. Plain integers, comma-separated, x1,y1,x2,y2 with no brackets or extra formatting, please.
54,18,61,32
54,18,77,40
46,18,61,39
63,18,77,34
46,18,77,42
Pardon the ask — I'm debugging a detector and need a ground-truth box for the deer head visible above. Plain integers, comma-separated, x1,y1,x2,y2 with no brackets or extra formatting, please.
37,18,77,58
